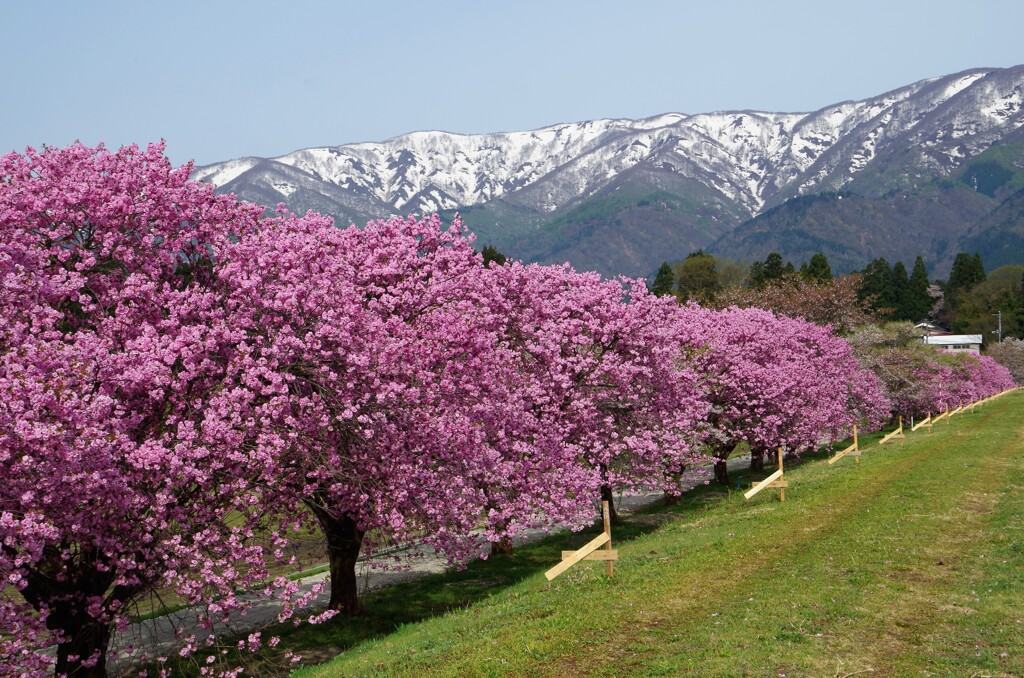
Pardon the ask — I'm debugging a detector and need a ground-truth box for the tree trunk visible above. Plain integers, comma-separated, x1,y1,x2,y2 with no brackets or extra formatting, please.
600,484,619,525
53,619,112,677
17,550,133,678
305,501,366,616
713,457,729,485
663,466,687,505
490,536,513,556
750,449,765,471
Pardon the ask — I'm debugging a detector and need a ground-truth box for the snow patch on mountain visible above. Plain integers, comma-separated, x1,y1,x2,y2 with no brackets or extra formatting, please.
194,66,1024,222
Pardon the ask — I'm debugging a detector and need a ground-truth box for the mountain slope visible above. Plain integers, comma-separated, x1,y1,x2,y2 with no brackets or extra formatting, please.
193,66,1024,278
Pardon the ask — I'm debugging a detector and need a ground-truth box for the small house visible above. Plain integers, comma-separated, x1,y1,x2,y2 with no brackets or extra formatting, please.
923,334,983,354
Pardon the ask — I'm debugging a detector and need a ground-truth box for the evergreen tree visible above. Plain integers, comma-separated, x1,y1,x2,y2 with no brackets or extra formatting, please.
948,252,986,293
480,244,508,267
747,261,766,289
803,253,833,283
890,261,910,320
763,253,786,280
902,256,932,321
859,257,895,316
972,252,986,281
651,261,675,297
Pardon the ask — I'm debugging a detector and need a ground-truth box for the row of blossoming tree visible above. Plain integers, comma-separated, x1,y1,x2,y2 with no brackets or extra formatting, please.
0,143,1015,676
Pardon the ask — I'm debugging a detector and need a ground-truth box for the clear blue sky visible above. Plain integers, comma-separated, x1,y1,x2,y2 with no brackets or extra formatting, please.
3,0,1022,167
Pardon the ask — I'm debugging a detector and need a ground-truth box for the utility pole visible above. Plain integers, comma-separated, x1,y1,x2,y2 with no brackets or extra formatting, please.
992,311,1003,344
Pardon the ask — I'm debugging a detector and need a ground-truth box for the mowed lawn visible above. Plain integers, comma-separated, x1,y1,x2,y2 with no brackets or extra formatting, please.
273,392,1024,677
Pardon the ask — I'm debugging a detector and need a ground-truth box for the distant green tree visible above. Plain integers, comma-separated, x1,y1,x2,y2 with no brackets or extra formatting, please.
748,252,787,289
947,252,986,294
890,261,910,319
950,265,1024,338
764,253,786,280
859,258,896,316
651,261,675,297
716,258,750,289
901,256,932,321
676,251,721,303
480,244,507,267
802,253,833,283
972,253,986,281
747,261,766,289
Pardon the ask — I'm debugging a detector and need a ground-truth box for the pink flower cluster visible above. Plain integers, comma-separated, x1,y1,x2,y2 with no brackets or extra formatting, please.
907,353,1016,414
675,305,890,472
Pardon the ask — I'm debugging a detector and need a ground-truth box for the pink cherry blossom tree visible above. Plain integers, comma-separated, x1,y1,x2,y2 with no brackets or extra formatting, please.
219,213,642,613
674,305,890,484
0,142,310,675
474,263,712,525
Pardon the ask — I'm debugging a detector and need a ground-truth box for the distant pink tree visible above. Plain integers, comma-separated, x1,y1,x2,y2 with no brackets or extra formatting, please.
891,350,1013,416
475,263,712,525
941,352,1016,405
0,143,303,675
986,337,1024,384
675,305,890,483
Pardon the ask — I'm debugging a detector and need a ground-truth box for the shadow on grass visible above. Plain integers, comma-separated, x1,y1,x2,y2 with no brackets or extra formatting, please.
155,507,672,676
158,428,912,675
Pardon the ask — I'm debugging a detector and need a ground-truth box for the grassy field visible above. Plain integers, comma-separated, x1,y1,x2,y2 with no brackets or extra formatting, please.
172,391,1024,676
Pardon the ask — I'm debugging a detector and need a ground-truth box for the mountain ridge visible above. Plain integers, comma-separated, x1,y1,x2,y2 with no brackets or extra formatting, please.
193,65,1024,278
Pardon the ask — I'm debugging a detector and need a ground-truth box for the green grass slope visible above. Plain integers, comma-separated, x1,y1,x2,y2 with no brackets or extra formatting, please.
291,391,1024,678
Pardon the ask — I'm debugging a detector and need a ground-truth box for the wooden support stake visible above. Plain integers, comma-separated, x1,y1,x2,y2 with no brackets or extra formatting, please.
911,414,932,432
879,417,905,446
777,448,785,502
545,531,610,581
744,469,783,499
545,500,617,581
561,550,619,561
602,499,613,577
828,425,859,465
745,447,787,501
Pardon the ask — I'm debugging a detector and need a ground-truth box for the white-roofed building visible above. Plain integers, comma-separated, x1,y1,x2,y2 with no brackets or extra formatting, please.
923,334,983,354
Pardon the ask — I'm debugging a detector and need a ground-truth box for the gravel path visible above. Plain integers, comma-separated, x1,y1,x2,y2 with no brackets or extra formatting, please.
108,456,752,672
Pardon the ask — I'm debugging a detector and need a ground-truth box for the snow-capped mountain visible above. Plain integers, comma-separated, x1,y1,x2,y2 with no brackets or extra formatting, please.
193,66,1024,277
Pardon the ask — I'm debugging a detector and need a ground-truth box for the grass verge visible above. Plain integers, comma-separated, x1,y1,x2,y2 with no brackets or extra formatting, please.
169,391,1024,676
290,393,1024,678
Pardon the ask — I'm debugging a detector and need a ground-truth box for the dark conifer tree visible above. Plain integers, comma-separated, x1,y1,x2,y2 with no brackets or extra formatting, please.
763,253,786,280
651,261,675,297
747,261,766,289
890,261,910,319
971,252,986,282
480,244,507,267
803,253,833,282
948,252,986,293
859,257,894,315
903,256,932,321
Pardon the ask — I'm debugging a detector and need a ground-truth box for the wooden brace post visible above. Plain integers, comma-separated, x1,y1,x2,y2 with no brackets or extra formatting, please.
828,425,860,465
745,447,787,501
545,500,617,581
